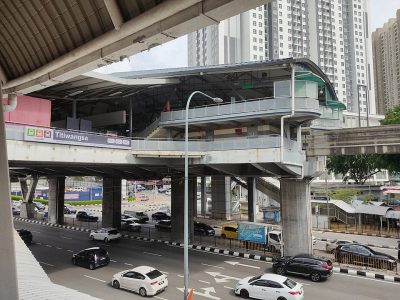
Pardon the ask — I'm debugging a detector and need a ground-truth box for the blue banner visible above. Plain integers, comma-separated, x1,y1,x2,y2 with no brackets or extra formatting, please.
238,222,266,243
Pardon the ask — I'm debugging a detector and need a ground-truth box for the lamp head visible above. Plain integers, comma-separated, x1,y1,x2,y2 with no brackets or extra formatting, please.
212,97,223,103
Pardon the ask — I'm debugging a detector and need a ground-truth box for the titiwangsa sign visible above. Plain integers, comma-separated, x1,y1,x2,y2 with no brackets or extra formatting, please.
24,127,131,149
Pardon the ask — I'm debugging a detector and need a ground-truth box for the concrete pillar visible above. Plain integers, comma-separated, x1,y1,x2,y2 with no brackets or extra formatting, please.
19,175,39,219
171,176,194,242
193,177,198,218
247,177,256,222
102,177,122,229
211,176,231,220
280,179,312,256
200,176,207,216
48,176,65,224
0,89,19,299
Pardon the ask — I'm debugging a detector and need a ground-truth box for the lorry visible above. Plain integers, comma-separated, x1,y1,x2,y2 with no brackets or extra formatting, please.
238,222,282,252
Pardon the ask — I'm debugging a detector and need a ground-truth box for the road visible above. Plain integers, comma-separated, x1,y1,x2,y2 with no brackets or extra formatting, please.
14,220,399,300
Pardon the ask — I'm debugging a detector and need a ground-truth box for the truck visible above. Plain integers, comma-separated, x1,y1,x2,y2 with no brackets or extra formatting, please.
238,222,282,252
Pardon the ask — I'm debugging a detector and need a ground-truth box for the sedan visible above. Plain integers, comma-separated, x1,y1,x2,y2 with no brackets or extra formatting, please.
235,273,304,300
151,212,171,221
121,219,141,232
72,247,109,270
325,239,353,253
112,266,168,297
90,228,121,243
155,220,171,231
194,221,215,236
76,211,99,222
17,229,32,245
64,204,77,214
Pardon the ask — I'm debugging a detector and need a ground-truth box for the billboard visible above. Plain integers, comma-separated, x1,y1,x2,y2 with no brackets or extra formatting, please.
24,126,131,149
238,222,266,243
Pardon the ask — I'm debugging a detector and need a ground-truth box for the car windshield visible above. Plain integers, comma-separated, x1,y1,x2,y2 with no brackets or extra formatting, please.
283,278,297,289
249,275,261,283
108,230,119,234
146,269,163,279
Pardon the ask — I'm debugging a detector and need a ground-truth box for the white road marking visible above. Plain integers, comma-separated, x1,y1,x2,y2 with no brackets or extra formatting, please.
36,242,42,245
160,271,169,274
84,275,106,283
224,261,260,269
336,272,400,285
56,247,62,250
30,230,41,234
124,263,133,266
110,259,117,263
199,280,211,284
202,263,225,269
177,274,184,278
61,236,72,239
66,250,74,252
143,251,162,257
39,261,54,267
154,296,168,300
223,286,234,290
45,244,52,247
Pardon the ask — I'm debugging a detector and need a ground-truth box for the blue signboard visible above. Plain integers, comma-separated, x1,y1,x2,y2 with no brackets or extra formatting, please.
238,222,266,243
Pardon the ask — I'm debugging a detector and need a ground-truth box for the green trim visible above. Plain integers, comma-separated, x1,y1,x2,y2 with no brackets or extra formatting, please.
327,100,346,110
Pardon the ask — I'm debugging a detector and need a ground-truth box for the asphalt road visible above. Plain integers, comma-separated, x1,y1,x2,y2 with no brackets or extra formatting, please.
14,220,400,300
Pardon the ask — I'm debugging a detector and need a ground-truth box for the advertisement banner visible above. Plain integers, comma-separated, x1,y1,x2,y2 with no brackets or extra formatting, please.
24,126,131,149
238,222,266,243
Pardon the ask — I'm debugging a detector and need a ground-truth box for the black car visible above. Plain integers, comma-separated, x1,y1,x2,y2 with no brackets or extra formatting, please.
72,247,109,270
17,229,33,245
76,211,99,222
194,221,215,236
335,243,397,270
64,204,77,214
151,211,171,221
155,220,172,231
273,254,333,282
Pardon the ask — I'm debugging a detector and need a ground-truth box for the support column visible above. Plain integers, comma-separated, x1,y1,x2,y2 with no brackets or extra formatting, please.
247,177,256,222
200,176,207,216
280,179,312,256
211,176,231,220
19,175,38,219
171,176,194,242
48,176,65,224
0,88,19,299
193,177,198,218
102,177,122,229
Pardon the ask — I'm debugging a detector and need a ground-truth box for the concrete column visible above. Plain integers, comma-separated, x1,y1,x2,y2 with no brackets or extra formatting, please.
102,177,122,229
200,176,207,216
171,176,194,242
280,179,312,256
19,175,39,219
48,176,65,224
247,177,256,222
193,177,198,218
0,88,19,299
211,176,231,220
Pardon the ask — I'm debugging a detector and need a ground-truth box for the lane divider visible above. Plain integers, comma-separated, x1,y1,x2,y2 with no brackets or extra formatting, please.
14,217,400,284
314,237,398,250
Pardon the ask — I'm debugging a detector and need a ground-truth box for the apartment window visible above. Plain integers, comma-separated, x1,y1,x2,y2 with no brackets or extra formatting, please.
253,21,257,26
253,13,256,18
253,55,258,59
253,29,257,34
253,37,257,42
259,30,263,35
253,46,257,50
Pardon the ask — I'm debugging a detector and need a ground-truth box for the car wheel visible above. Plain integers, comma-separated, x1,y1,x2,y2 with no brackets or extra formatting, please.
72,258,77,265
139,287,147,297
311,272,321,282
276,266,286,275
104,237,109,243
277,297,287,300
112,280,120,289
239,289,249,299
90,235,94,241
89,263,95,270
221,234,226,239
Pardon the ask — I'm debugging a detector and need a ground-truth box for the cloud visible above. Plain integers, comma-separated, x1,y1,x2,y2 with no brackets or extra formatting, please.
97,36,188,74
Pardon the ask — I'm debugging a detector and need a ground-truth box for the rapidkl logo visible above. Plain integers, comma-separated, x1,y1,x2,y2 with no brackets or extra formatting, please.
26,128,52,139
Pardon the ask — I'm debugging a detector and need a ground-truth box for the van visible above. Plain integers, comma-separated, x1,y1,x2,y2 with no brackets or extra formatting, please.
123,210,149,223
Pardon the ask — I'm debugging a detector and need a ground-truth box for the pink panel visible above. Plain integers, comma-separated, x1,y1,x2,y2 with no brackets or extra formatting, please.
3,96,51,127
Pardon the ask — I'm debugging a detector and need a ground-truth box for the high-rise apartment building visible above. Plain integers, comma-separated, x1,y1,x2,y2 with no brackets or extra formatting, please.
372,9,400,115
188,0,376,119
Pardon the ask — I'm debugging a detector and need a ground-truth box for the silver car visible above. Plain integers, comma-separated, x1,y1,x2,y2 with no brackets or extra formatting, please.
325,239,353,253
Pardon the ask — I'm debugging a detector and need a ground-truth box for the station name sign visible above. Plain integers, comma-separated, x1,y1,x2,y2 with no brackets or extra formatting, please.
24,127,131,149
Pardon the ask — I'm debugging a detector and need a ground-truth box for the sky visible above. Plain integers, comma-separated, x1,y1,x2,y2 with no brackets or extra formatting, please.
97,0,400,74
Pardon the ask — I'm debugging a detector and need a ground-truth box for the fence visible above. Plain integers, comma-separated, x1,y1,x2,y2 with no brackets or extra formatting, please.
333,251,398,273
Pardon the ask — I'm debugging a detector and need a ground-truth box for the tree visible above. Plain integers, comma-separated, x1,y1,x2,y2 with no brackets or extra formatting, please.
329,188,360,204
380,105,400,125
326,154,383,184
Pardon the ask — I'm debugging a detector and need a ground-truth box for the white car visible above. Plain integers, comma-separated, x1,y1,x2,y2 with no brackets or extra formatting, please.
89,228,121,243
112,266,168,297
121,218,141,232
325,239,353,253
235,273,304,300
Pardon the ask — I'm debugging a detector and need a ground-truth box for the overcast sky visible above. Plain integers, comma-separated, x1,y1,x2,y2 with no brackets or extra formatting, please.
97,0,400,74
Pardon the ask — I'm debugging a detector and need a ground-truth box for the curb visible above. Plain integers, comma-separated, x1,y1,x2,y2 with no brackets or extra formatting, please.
314,229,398,239
314,237,398,250
14,217,400,284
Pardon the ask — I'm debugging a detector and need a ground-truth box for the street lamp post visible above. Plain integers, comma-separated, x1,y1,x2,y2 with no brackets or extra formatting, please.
184,91,222,299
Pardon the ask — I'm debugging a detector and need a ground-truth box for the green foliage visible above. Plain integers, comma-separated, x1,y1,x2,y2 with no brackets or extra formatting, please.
327,154,382,184
10,196,102,206
362,194,376,204
11,195,22,200
127,196,136,202
380,105,400,125
329,188,359,203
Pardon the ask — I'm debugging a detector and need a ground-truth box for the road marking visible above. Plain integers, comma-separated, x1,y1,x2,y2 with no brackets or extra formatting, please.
199,280,210,284
177,274,184,278
61,236,72,239
224,261,260,269
154,296,168,300
30,230,41,234
45,244,52,247
124,263,133,266
36,242,42,245
202,263,224,269
84,275,106,283
110,259,117,263
66,250,74,252
56,247,62,250
223,286,234,290
143,251,162,257
160,270,169,274
205,271,241,283
336,272,400,285
39,261,54,267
